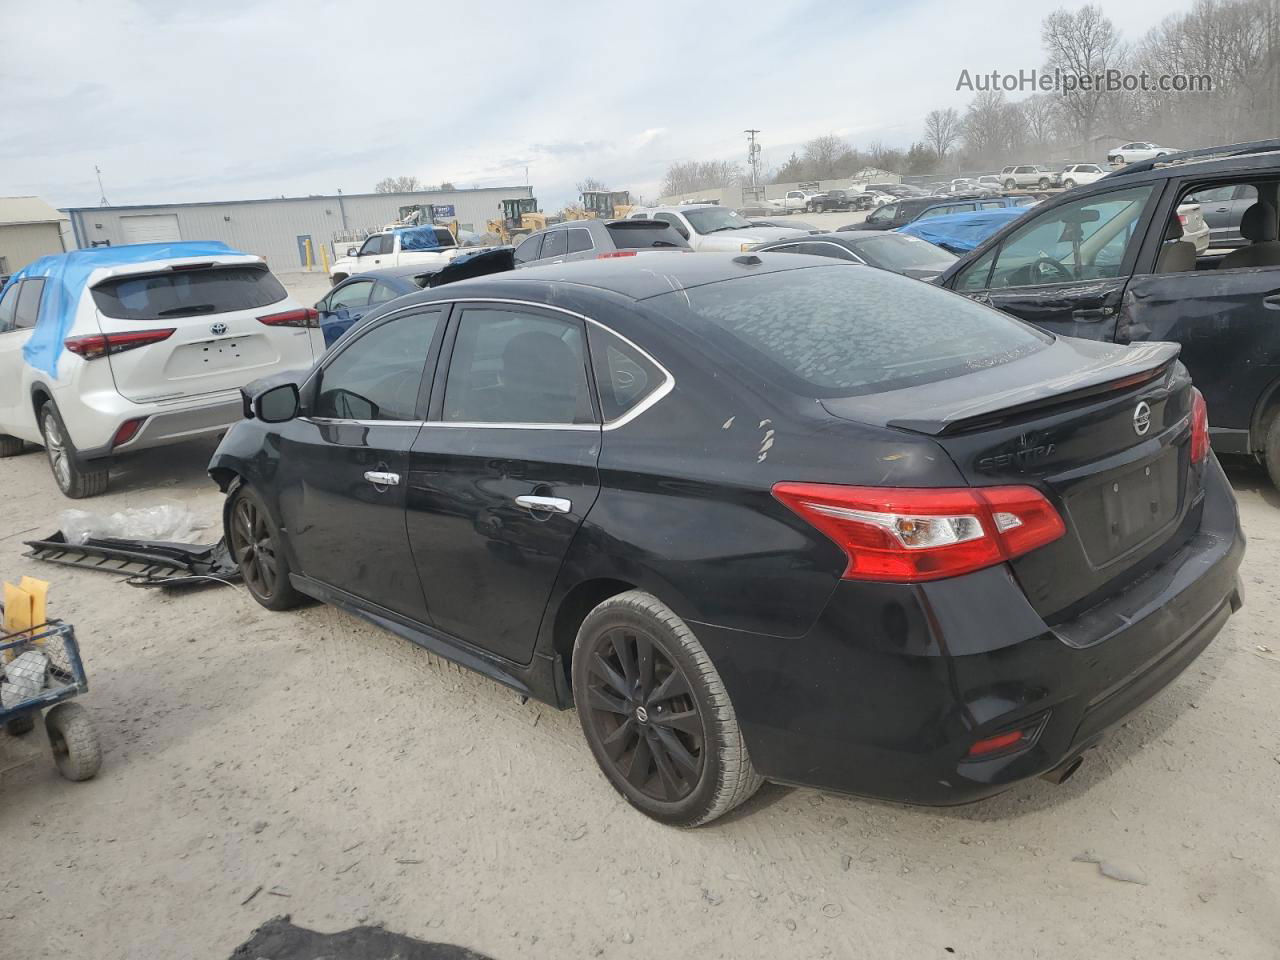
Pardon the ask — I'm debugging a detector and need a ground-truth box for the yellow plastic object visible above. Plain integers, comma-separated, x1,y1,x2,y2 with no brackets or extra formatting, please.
19,576,48,633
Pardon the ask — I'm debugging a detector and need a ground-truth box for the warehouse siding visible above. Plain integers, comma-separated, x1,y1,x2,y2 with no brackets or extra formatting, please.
65,186,534,274
0,221,67,273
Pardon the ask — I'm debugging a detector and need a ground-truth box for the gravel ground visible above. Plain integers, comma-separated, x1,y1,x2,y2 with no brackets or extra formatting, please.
2,267,1279,959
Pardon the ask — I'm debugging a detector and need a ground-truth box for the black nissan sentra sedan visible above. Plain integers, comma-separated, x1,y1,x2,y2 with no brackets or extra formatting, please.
209,253,1244,826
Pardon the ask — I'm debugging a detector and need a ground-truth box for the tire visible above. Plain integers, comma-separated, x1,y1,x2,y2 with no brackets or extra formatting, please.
39,402,109,499
45,703,101,781
1038,178,1051,189
1262,411,1280,491
572,590,763,827
1004,179,1017,190
6,712,36,736
1063,179,1076,190
226,482,303,611
0,434,24,457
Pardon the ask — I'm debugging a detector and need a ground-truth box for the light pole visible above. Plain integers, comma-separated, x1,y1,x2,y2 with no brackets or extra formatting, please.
744,129,761,195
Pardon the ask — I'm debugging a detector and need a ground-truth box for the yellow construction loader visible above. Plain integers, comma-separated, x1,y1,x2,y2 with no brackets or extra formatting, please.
581,190,634,219
486,198,560,244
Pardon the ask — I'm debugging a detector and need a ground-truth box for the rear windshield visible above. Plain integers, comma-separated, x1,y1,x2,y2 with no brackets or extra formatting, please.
653,265,1049,397
91,264,287,320
849,233,957,270
605,222,686,249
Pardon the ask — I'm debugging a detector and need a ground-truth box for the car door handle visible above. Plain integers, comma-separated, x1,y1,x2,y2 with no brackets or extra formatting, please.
364,471,400,487
514,495,571,513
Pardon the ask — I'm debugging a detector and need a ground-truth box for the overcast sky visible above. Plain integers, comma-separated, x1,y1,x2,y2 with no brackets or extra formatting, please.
1,0,1196,211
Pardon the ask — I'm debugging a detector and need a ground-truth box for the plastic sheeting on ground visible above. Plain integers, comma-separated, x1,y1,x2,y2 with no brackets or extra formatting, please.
896,206,1029,253
9,242,245,377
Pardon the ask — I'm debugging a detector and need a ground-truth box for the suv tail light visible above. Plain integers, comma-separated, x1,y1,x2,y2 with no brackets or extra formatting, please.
63,328,175,360
258,308,319,328
1190,387,1209,463
772,483,1066,582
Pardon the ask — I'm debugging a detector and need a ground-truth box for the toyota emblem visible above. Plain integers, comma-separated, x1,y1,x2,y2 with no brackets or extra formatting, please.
1133,401,1152,436
210,322,228,336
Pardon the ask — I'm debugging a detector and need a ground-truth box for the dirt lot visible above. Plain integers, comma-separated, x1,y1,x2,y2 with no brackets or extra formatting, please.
2,268,1279,959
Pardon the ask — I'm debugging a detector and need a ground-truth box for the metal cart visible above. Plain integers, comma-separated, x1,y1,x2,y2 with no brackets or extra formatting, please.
1,621,101,781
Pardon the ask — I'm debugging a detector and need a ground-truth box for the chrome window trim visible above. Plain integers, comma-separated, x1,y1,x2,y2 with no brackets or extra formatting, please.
310,297,675,432
301,417,425,427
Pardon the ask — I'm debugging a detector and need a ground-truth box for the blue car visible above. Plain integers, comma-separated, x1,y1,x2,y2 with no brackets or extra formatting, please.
314,265,435,347
315,249,516,346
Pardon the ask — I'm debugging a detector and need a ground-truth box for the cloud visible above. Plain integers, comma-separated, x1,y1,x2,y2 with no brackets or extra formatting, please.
1,0,1198,210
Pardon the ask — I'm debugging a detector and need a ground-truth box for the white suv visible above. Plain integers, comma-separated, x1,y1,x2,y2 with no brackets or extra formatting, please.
999,165,1059,190
0,245,323,497
1059,163,1108,188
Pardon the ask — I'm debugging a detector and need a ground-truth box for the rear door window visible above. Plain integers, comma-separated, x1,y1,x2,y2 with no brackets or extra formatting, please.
662,265,1048,397
91,265,287,320
540,230,568,260
327,280,374,310
442,307,593,424
14,278,45,329
314,310,442,421
565,228,594,254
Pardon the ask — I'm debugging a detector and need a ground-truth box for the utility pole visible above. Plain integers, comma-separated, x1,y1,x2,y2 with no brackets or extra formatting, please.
95,165,110,207
744,129,761,194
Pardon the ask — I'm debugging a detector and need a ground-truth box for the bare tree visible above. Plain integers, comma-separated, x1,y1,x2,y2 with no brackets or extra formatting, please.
923,108,962,161
1042,5,1125,141
438,181,455,191
802,134,848,178
962,90,1014,165
375,175,422,194
576,176,609,194
1021,95,1060,149
661,159,741,197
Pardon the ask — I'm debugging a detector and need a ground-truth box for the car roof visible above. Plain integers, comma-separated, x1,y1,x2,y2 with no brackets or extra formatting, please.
395,251,829,304
1098,139,1280,184
348,263,443,282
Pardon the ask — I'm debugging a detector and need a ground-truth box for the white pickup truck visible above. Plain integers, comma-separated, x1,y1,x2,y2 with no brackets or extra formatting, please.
635,206,809,252
329,225,463,283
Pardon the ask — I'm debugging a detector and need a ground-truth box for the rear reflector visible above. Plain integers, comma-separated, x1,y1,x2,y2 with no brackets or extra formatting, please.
1190,387,1209,463
967,729,1028,757
772,483,1066,582
596,251,638,259
111,417,146,448
63,328,175,360
257,308,320,328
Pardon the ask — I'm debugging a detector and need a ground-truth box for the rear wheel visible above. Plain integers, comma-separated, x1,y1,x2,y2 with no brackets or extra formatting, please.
39,403,108,499
1262,412,1280,491
1039,177,1051,189
1063,179,1076,190
227,483,302,611
5,713,35,736
1004,179,1017,190
0,434,24,457
45,703,101,781
572,590,763,827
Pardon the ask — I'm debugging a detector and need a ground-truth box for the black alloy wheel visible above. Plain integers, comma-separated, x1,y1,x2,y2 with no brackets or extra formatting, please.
572,590,763,826
227,484,301,610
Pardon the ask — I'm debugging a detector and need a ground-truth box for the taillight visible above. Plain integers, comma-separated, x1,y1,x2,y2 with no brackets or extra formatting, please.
111,417,146,448
258,308,319,328
1190,387,1209,463
772,483,1066,582
63,328,175,360
596,251,638,259
1177,213,1189,226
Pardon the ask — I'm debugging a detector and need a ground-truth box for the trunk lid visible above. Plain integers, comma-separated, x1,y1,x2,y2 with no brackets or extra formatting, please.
823,337,1201,619
90,259,318,403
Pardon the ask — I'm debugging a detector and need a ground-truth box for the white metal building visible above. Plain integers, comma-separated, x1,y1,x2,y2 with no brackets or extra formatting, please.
64,185,535,274
0,197,71,274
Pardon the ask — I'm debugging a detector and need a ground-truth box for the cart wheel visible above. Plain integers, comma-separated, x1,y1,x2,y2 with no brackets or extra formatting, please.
5,713,36,736
45,703,101,781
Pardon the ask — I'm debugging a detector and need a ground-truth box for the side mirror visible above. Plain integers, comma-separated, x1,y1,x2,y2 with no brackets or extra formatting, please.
314,300,327,312
254,383,300,423
346,247,358,257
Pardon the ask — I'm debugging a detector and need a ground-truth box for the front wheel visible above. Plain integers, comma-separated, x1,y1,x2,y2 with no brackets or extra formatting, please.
39,403,108,498
226,483,302,611
572,590,763,827
1262,412,1280,492
0,434,24,457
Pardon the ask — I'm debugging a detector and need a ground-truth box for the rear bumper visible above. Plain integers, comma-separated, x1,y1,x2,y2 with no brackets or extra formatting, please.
695,456,1244,805
75,391,244,461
